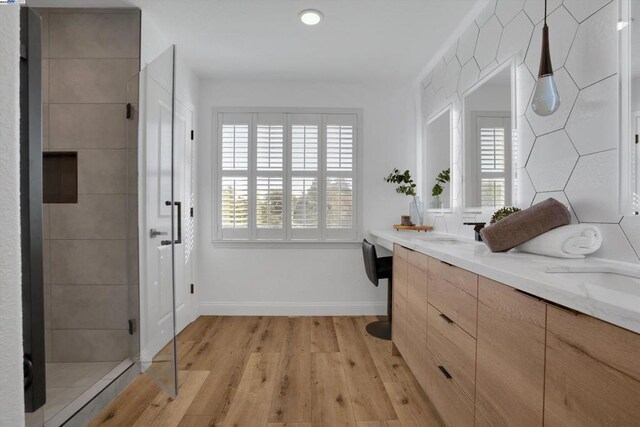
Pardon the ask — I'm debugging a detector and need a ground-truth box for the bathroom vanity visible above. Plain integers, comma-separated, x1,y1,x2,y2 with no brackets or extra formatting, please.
370,229,640,427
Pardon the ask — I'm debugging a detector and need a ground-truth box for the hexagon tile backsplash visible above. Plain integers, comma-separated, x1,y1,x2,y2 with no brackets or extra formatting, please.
420,0,640,264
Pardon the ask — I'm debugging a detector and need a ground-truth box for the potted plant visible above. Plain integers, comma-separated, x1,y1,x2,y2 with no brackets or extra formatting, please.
431,168,450,209
385,168,423,226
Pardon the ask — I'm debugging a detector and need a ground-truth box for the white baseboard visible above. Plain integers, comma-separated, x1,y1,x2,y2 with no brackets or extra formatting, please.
198,301,387,316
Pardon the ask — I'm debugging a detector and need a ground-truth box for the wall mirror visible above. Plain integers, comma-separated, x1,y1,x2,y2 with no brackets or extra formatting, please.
619,0,639,214
424,106,452,211
462,62,515,212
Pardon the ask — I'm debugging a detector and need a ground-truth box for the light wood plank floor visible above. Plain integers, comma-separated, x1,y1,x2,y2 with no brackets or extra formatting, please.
90,316,444,427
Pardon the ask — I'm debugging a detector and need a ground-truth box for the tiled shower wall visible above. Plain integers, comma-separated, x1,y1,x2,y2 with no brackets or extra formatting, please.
421,0,640,263
39,8,140,362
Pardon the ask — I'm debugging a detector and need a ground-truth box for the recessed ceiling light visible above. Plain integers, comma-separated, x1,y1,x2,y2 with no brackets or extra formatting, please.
299,9,323,26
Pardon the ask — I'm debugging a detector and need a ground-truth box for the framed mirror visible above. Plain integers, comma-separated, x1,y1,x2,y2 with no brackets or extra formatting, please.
619,0,639,214
424,105,452,211
462,61,515,212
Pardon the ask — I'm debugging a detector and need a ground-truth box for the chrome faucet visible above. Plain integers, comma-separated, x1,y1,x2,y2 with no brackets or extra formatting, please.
463,222,486,242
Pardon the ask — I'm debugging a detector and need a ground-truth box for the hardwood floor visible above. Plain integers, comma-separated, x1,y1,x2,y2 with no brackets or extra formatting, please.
90,316,444,427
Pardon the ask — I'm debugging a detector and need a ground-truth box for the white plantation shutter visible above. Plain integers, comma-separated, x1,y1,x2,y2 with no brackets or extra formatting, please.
221,177,249,228
475,116,511,208
324,114,357,240
256,177,284,229
219,113,251,240
291,124,318,171
216,110,359,242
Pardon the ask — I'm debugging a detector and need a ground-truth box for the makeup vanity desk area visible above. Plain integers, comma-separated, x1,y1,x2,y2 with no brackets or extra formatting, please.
369,229,640,427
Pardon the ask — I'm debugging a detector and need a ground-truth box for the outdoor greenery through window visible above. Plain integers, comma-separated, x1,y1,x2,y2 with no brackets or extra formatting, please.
216,110,359,242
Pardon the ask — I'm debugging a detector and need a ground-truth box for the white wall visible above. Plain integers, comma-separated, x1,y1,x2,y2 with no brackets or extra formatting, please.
195,79,416,314
0,5,26,425
419,0,640,264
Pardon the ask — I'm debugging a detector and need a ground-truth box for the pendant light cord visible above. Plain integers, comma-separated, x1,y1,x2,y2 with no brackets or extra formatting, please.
544,0,547,25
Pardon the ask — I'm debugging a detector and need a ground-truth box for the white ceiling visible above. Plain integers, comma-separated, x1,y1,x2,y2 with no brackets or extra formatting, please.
28,0,480,82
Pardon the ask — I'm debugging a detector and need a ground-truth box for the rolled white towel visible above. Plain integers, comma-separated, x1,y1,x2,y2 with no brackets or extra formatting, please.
514,224,602,259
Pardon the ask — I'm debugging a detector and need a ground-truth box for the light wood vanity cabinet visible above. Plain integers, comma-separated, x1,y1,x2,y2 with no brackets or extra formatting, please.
404,250,429,388
391,244,408,356
544,306,640,426
390,243,640,427
475,277,546,427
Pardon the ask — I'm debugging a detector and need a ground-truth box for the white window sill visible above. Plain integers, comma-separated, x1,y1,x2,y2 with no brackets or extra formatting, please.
210,240,362,249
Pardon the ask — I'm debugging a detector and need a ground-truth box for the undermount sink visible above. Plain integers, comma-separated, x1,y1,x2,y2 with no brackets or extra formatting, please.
417,237,472,245
546,265,640,280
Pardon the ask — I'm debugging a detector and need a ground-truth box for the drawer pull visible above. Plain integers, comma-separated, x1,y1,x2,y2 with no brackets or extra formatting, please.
438,365,453,379
440,260,454,267
513,288,542,302
439,313,454,324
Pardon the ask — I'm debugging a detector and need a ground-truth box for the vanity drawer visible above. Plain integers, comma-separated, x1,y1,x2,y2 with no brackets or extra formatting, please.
428,257,478,298
424,348,474,427
429,273,478,338
394,243,410,261
427,304,476,401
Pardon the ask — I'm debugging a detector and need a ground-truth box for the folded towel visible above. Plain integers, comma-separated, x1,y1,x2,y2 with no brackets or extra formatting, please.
480,198,572,252
515,224,602,258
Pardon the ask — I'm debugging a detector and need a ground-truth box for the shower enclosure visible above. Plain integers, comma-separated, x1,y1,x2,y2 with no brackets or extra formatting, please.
23,7,144,426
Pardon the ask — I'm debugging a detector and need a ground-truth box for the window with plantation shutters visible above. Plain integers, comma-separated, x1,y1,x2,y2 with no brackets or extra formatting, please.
215,109,360,243
475,115,511,208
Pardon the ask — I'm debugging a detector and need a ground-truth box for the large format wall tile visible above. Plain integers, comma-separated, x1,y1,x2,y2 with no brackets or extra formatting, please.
565,75,617,155
564,0,613,23
523,0,563,24
457,22,479,65
50,239,127,285
565,1,617,88
49,58,138,103
458,60,480,95
444,58,461,97
49,104,127,149
496,11,533,64
475,16,503,69
49,195,127,239
51,285,128,330
496,0,526,26
52,330,128,362
476,0,497,27
50,12,140,59
565,149,622,223
526,130,578,192
78,150,127,195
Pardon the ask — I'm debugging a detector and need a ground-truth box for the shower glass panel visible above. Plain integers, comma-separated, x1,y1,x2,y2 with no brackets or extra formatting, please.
137,45,179,397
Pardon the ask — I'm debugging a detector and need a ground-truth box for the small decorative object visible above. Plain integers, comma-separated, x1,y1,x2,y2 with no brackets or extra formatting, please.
385,168,424,226
531,0,560,116
431,168,451,209
490,206,521,224
400,215,413,226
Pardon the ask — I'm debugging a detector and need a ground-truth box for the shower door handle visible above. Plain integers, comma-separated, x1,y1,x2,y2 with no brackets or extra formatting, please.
149,229,168,238
165,201,182,244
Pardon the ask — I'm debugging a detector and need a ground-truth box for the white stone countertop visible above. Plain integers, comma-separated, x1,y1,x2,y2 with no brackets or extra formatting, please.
369,228,640,334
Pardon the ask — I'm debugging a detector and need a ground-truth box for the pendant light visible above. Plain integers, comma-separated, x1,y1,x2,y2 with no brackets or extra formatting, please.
531,0,560,116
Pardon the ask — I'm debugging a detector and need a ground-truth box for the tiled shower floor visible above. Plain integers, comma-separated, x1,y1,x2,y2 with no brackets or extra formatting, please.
44,362,120,423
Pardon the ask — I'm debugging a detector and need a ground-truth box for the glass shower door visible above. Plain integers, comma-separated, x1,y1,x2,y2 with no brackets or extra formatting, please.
138,45,179,397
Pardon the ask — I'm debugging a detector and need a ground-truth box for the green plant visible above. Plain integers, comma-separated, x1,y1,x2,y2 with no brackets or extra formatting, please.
431,168,451,198
490,206,521,224
384,168,416,197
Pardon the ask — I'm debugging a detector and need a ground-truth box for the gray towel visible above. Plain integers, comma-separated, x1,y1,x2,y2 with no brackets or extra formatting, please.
480,198,572,252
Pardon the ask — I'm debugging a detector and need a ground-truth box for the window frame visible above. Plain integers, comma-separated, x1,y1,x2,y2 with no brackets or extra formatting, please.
212,107,363,246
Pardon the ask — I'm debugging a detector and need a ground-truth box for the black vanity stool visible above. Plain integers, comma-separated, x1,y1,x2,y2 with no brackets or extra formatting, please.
361,239,393,340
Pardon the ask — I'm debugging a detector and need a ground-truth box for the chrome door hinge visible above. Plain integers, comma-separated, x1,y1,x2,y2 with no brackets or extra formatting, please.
126,103,133,119
128,319,136,335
